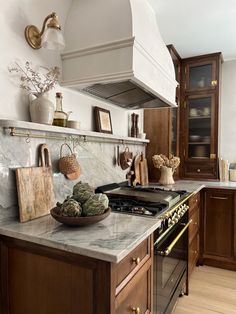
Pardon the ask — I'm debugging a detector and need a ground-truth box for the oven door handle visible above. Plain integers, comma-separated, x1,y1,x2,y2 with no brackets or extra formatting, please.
157,219,192,257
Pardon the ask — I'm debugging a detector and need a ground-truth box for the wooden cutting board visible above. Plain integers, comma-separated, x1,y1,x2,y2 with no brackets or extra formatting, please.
140,152,149,186
15,144,55,222
132,154,142,186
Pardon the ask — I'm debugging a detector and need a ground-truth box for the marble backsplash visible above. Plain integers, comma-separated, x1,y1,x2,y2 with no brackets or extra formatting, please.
0,128,145,220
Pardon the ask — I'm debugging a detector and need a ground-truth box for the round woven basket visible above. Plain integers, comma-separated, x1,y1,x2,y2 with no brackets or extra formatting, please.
59,143,80,175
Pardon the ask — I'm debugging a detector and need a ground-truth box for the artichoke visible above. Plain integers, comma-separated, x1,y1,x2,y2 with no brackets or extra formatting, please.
60,199,82,217
82,193,109,216
72,181,94,204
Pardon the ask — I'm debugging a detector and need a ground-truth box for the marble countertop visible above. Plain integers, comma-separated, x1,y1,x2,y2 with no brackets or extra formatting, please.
166,180,236,191
0,212,161,263
0,179,234,264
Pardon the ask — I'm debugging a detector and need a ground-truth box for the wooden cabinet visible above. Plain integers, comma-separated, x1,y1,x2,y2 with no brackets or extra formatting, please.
200,188,236,271
115,259,152,314
188,192,200,281
180,53,222,179
0,235,153,314
144,45,181,182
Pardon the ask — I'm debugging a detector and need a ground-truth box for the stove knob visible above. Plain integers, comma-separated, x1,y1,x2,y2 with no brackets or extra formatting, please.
168,219,175,227
176,214,181,219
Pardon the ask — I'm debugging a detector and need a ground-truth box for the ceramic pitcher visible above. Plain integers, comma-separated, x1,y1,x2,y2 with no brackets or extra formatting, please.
29,92,54,125
159,166,175,185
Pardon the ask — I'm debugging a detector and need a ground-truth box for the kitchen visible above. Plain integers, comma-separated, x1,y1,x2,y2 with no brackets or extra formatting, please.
0,0,236,314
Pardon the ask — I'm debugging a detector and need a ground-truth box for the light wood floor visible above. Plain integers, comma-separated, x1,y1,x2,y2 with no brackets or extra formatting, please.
173,266,236,314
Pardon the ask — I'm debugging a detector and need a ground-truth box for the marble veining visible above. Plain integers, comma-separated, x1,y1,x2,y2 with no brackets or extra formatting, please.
0,126,145,219
0,212,161,263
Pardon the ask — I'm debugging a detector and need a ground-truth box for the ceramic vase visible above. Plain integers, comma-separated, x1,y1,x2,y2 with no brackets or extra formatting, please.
159,166,175,185
29,92,54,125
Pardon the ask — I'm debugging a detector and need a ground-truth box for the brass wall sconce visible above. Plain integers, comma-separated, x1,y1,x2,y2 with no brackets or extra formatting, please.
25,12,65,50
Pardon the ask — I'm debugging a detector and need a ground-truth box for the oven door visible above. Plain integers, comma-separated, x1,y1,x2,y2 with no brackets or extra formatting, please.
154,216,192,314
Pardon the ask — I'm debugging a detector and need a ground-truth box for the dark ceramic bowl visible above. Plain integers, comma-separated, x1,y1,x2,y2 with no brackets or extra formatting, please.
50,207,111,226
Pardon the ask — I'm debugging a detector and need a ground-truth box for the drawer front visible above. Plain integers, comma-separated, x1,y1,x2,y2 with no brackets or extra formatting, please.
115,260,152,314
189,207,199,244
188,192,200,215
188,234,199,278
114,237,151,290
184,162,216,179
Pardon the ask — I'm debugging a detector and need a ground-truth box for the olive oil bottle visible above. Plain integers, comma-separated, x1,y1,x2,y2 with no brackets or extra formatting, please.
53,92,67,127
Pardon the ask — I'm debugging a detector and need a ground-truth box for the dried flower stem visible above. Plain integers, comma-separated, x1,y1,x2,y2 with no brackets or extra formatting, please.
8,61,60,95
15,62,40,93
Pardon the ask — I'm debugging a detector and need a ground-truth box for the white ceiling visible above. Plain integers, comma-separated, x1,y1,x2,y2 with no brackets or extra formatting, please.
148,0,236,61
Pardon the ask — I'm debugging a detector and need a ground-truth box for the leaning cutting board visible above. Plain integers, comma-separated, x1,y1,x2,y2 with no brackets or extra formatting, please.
139,152,149,186
132,154,142,186
15,144,55,222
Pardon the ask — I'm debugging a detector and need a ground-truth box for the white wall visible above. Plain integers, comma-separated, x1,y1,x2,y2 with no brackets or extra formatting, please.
220,60,236,162
0,0,142,136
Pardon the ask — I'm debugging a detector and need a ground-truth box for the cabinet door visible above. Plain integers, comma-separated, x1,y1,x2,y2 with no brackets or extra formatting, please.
184,59,218,92
185,93,217,160
203,189,234,259
115,260,152,314
181,93,218,179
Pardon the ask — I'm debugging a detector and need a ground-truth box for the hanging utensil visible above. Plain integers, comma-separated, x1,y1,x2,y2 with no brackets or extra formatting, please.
120,147,133,170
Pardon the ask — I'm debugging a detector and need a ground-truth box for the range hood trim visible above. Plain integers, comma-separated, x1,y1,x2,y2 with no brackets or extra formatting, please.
62,0,178,108
61,37,177,87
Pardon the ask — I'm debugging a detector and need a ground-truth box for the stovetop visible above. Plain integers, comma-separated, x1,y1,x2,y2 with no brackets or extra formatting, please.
96,183,188,218
108,197,168,217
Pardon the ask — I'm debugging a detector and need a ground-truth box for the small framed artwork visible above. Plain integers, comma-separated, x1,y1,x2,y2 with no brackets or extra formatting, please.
94,106,113,134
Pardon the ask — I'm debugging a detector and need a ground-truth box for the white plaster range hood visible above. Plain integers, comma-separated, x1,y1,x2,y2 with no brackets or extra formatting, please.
61,0,178,109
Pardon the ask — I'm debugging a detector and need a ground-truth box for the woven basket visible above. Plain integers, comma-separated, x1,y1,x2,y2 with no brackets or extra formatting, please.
59,143,80,175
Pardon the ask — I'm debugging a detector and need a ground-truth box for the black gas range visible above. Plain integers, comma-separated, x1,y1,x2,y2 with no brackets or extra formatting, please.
96,182,188,219
96,182,192,314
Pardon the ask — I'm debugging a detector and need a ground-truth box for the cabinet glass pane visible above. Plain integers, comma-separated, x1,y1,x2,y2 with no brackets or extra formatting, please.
188,97,211,158
189,64,212,89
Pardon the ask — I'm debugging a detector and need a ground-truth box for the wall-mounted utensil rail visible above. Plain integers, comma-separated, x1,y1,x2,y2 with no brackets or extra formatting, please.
0,119,149,145
9,127,147,145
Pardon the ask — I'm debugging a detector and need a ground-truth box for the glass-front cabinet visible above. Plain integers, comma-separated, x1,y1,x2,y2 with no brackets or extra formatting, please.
187,94,215,159
184,58,218,92
180,53,221,179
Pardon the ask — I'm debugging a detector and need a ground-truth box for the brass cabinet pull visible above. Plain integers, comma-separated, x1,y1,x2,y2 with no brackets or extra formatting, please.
132,257,141,265
197,169,201,173
210,196,228,200
211,80,217,87
131,307,140,314
157,220,192,256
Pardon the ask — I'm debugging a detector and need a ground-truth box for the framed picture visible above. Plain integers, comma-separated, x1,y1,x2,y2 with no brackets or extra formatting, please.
94,107,113,134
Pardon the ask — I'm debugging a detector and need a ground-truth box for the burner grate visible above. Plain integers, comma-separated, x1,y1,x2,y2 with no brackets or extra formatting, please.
108,198,168,217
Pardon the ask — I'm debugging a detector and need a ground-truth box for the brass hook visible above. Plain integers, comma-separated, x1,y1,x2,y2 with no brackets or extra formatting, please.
26,133,31,143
